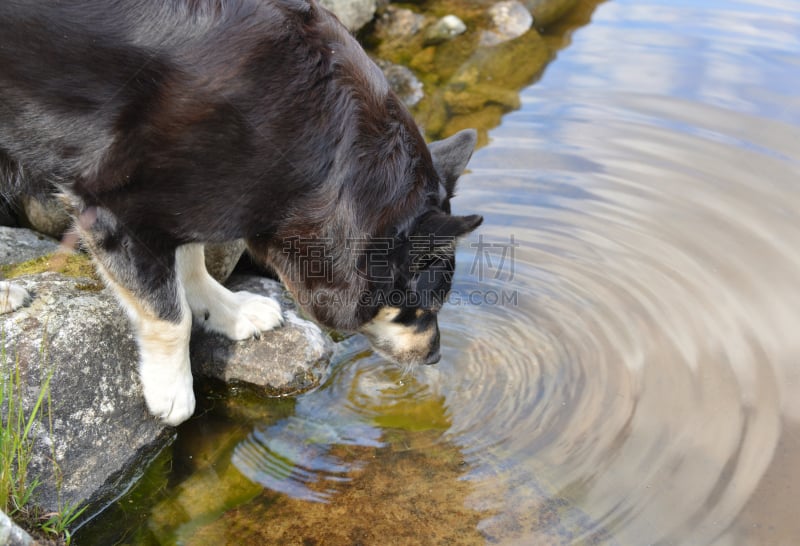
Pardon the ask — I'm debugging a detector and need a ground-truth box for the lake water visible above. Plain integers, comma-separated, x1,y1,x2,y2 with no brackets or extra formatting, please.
78,0,800,544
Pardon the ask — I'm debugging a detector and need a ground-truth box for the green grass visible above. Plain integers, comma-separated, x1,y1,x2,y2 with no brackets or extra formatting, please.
1,332,85,545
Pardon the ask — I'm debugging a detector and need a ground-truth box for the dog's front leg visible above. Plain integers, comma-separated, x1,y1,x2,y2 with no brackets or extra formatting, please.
176,243,284,340
79,212,195,425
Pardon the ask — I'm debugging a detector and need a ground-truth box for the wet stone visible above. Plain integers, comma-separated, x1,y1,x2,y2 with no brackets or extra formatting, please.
480,0,534,46
522,0,580,28
379,61,425,107
424,15,468,46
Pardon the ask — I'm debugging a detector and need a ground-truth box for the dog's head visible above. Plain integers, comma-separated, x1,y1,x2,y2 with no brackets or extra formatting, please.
260,128,482,367
357,130,483,366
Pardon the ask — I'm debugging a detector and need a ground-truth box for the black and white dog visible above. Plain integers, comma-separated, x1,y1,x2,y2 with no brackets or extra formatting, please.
0,0,482,425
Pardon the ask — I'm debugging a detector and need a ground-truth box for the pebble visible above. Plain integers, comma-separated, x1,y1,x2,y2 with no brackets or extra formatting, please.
480,0,533,47
424,15,468,46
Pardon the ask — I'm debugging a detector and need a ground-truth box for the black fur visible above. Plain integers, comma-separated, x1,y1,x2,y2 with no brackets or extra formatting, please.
0,0,481,362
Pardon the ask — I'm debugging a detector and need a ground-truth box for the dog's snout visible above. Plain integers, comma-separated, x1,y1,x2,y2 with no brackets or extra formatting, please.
424,329,441,365
424,350,441,365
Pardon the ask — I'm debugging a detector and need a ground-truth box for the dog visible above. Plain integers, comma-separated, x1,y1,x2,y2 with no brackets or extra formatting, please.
0,0,482,425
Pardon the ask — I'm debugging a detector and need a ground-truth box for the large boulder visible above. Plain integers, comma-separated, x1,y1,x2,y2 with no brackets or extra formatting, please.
0,228,334,520
1,272,167,513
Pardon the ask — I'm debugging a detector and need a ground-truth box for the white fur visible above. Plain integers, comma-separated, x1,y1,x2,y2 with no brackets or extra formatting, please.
91,254,196,426
176,244,284,340
136,302,195,426
0,281,29,314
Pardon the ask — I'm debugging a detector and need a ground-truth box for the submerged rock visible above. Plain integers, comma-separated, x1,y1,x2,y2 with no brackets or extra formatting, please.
480,0,533,46
376,6,427,40
523,0,580,28
424,15,468,46
379,61,425,107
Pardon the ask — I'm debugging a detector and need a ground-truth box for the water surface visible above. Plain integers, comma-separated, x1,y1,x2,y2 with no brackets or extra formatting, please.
78,0,800,544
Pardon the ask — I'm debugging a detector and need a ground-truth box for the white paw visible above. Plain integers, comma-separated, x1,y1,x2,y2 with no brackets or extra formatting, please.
137,316,196,426
234,291,284,333
0,282,30,314
205,291,284,341
140,361,196,426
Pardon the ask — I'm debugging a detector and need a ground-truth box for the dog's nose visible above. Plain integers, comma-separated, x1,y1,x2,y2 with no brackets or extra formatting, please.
424,330,441,365
424,350,441,365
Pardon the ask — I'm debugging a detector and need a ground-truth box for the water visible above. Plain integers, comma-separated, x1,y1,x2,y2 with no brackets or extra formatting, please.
78,0,800,544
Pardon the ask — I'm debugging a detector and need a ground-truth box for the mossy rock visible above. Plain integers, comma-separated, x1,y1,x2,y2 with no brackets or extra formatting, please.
0,252,100,290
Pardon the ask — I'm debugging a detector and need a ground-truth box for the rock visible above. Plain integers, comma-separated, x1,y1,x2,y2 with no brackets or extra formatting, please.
0,272,167,513
190,275,334,394
424,15,467,46
0,270,333,520
319,0,377,32
480,1,533,47
0,226,60,265
204,240,246,284
0,510,35,546
376,6,426,39
523,0,579,28
19,195,72,240
378,62,424,107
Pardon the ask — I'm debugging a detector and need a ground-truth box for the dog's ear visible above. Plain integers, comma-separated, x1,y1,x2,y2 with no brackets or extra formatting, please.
408,213,483,274
429,129,477,197
419,212,484,240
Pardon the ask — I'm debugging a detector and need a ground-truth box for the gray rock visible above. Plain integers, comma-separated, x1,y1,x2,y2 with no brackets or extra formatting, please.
204,240,247,283
480,0,533,46
319,0,377,32
379,62,424,108
376,6,427,39
0,510,35,546
0,226,60,265
20,195,72,240
424,15,467,46
0,273,167,513
0,269,333,519
191,275,334,393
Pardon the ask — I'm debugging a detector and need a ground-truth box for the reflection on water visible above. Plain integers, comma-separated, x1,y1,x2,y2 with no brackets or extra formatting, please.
78,0,800,544
446,1,800,543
